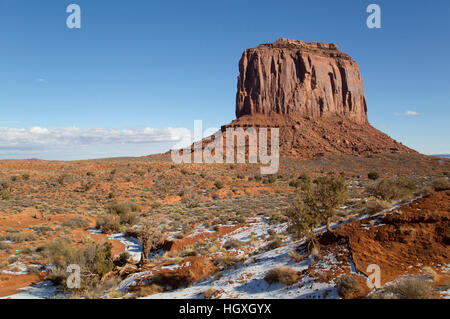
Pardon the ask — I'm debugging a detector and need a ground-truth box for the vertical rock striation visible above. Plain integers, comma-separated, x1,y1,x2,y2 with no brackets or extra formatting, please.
236,38,368,124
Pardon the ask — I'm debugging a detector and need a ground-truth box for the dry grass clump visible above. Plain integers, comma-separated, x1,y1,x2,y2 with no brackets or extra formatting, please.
203,287,219,299
135,283,163,297
0,241,11,252
42,238,115,295
387,276,433,299
431,177,450,191
367,177,416,202
415,185,435,197
105,201,140,215
31,225,53,236
223,239,243,250
5,231,37,243
288,250,304,262
214,180,224,189
136,216,163,266
61,217,90,229
265,238,282,250
422,266,437,281
364,199,391,215
181,190,201,208
213,255,244,269
264,265,298,286
337,275,360,298
0,189,10,200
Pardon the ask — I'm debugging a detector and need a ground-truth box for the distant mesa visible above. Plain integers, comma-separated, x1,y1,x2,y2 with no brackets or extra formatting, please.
432,154,450,158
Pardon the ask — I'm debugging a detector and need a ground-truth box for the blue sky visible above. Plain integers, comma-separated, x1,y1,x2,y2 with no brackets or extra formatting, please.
0,0,449,159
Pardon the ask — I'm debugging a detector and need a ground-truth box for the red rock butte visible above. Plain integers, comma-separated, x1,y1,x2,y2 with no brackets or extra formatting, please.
235,38,367,124
221,38,416,158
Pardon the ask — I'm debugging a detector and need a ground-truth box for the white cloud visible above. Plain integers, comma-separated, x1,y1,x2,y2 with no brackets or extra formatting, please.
36,78,48,83
394,110,419,116
0,126,191,153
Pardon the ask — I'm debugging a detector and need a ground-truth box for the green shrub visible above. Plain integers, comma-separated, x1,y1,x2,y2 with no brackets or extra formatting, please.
0,189,10,200
43,239,114,290
368,177,416,201
102,201,140,230
115,252,131,267
368,172,380,180
286,174,347,251
396,177,417,191
214,180,224,190
289,179,302,188
105,201,140,216
96,215,121,234
263,175,277,184
289,174,312,190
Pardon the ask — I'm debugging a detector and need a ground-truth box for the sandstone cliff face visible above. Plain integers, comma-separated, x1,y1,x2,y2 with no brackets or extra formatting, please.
177,39,416,159
236,38,368,124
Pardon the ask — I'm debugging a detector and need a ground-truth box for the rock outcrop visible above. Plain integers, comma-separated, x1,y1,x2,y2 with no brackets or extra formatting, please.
223,39,416,158
235,38,367,124
173,39,416,159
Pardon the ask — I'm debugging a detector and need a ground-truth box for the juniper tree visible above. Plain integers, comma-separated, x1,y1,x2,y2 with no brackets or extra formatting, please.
286,174,347,252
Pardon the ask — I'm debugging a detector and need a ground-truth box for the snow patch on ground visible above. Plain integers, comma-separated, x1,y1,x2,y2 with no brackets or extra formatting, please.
88,228,142,262
143,238,338,299
1,281,57,299
108,233,142,262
